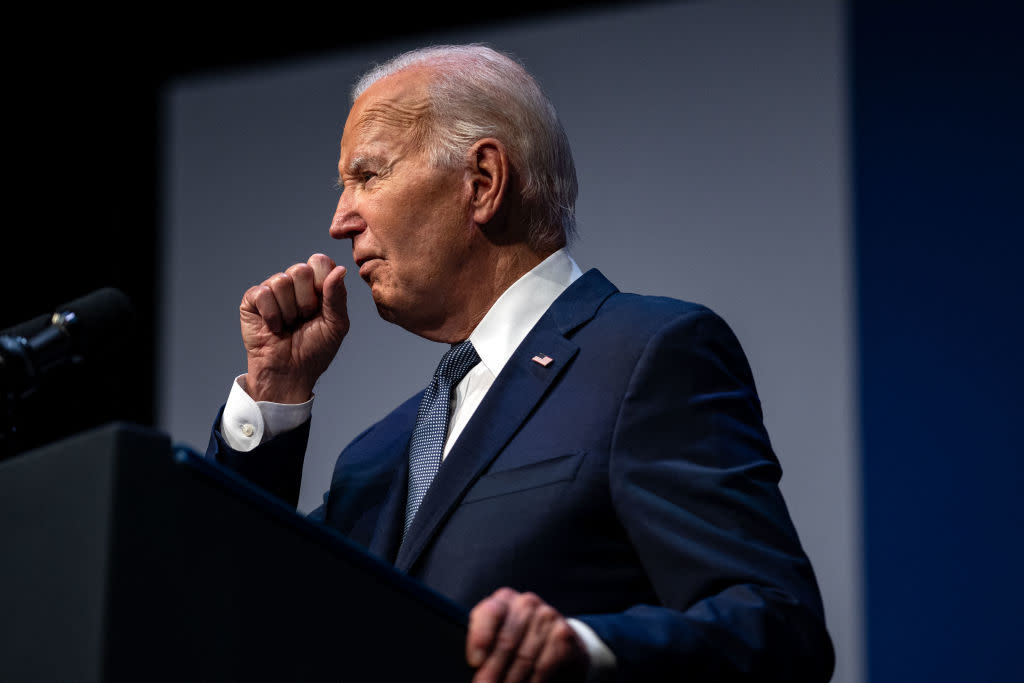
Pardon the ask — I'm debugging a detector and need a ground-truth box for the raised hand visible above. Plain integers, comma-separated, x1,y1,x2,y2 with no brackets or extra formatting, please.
239,253,349,404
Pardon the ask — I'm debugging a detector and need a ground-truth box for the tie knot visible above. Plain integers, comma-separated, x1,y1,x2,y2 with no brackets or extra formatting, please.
435,340,480,386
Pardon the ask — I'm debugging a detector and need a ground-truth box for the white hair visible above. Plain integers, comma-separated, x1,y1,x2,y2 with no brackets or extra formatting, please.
352,44,578,251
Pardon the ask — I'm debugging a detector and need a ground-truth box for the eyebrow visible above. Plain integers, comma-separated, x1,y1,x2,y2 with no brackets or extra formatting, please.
341,153,387,178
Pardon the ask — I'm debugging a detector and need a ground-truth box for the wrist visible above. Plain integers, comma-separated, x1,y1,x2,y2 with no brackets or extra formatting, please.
243,368,313,404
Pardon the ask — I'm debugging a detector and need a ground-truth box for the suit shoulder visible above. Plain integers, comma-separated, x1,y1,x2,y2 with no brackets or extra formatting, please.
579,290,752,374
557,269,728,339
597,290,724,331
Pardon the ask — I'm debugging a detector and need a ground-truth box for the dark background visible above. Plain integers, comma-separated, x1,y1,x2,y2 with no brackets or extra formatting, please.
849,2,1022,682
3,1,1022,681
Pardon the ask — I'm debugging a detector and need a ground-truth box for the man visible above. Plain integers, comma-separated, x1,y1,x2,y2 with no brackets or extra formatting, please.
208,44,834,682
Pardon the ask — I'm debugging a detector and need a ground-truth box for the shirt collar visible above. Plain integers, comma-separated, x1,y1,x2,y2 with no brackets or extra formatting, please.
468,248,583,378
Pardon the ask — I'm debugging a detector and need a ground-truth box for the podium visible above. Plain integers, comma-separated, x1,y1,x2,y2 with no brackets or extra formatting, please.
0,422,473,682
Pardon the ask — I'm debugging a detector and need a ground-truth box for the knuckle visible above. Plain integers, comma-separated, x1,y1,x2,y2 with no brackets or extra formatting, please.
551,620,573,641
469,600,503,629
494,587,518,602
309,253,335,270
241,285,261,306
286,263,310,279
495,631,519,652
477,595,501,614
466,629,489,651
515,592,541,609
552,629,581,661
468,602,487,621
253,285,274,306
535,604,558,623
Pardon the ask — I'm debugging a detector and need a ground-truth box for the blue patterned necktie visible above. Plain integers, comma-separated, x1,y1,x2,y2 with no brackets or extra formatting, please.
403,340,480,543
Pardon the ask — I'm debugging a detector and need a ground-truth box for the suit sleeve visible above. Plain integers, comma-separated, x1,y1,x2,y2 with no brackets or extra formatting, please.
205,406,311,508
577,309,834,682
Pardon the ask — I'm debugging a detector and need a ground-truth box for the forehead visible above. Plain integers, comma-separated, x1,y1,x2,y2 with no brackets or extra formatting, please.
338,69,433,164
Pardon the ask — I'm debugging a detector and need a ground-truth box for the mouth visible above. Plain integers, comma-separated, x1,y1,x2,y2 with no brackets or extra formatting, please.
356,257,381,281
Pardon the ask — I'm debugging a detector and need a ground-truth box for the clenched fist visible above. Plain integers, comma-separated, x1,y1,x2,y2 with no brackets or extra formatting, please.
239,253,349,404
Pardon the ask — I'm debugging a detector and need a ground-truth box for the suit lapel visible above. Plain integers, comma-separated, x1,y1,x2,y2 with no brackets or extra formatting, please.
362,392,421,563
393,269,618,572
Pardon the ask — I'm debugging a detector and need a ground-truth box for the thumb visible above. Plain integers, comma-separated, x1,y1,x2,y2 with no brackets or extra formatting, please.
321,265,349,329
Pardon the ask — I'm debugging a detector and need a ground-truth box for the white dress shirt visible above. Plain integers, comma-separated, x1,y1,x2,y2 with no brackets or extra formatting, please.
220,248,614,678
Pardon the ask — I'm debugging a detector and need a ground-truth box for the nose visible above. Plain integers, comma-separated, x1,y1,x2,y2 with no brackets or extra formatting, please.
330,190,365,241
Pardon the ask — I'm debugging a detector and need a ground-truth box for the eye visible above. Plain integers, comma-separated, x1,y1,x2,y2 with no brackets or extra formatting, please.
362,171,378,185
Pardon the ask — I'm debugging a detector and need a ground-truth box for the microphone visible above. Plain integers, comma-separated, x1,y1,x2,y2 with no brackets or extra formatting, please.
1,287,135,455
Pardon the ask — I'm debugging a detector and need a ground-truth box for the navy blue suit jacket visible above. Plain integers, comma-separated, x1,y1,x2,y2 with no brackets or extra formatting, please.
210,269,834,681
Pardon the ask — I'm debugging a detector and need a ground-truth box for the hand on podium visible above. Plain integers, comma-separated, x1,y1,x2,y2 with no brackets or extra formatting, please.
467,588,588,683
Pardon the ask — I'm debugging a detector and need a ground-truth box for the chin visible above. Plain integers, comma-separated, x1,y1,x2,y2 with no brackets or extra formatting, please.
372,294,414,331
374,301,398,325
374,299,450,342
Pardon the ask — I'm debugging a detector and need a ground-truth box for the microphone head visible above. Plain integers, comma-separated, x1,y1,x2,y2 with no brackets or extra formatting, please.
56,287,136,358
1,286,140,459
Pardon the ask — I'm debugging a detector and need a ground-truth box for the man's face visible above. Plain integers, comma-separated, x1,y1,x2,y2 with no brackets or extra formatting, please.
330,68,477,338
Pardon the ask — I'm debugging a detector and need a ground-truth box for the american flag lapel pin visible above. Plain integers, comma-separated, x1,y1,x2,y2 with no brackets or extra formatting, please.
531,354,554,367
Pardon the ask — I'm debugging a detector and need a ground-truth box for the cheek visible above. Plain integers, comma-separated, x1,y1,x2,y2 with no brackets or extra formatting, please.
373,180,471,276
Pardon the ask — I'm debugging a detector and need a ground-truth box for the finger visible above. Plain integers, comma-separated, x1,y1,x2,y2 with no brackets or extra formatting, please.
474,592,540,683
467,588,516,669
503,604,558,683
286,263,318,318
307,253,337,291
266,272,298,328
529,619,585,683
243,284,282,335
240,284,261,316
321,265,349,329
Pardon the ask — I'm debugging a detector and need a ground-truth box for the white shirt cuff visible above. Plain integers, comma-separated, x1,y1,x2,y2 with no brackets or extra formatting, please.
567,618,616,682
220,374,314,452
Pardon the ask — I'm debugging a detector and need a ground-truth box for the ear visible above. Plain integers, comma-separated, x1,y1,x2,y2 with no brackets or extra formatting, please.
467,138,509,225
